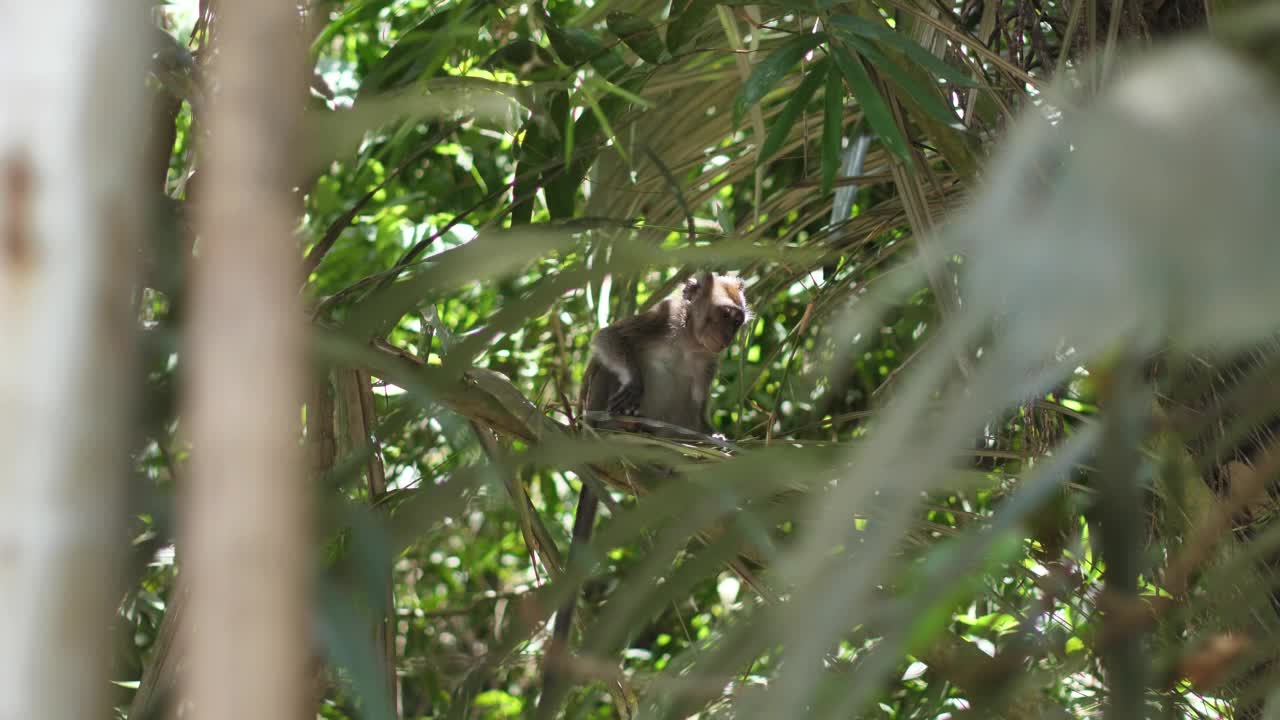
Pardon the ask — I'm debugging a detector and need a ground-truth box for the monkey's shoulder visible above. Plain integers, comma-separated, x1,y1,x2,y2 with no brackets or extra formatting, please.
601,297,688,339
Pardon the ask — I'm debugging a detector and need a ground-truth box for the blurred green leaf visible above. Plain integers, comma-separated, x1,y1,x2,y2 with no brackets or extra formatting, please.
317,579,397,720
343,225,580,335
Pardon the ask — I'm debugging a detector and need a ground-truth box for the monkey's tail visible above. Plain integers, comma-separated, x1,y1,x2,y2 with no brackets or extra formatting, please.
535,481,600,719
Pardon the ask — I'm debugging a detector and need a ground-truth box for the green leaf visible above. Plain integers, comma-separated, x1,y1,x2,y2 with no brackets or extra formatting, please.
840,34,963,130
667,0,718,52
481,39,561,82
903,530,1024,657
344,226,581,336
758,57,828,165
722,0,815,6
821,65,843,195
607,11,666,64
309,0,384,57
830,14,977,87
359,1,492,95
539,5,625,77
509,89,569,226
547,69,651,219
733,32,826,127
830,44,911,160
548,95,578,219
542,20,596,65
317,580,397,720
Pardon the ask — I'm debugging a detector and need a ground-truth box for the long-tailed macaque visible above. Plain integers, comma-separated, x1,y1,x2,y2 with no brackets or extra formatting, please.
537,271,751,717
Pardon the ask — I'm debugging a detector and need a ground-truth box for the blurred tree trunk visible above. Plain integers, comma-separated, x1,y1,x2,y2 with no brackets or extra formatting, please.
179,1,312,719
0,4,149,719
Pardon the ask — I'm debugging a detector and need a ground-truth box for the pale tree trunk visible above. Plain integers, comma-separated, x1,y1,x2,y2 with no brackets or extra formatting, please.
180,0,311,719
0,4,149,720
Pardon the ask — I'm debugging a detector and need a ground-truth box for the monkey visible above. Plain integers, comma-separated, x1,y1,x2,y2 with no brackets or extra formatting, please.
535,270,751,718
581,271,750,434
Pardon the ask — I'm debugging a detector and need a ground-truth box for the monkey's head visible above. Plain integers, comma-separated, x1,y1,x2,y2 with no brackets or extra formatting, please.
683,271,751,353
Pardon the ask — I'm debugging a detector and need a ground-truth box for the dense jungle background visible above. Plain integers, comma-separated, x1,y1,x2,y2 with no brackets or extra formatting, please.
10,0,1280,718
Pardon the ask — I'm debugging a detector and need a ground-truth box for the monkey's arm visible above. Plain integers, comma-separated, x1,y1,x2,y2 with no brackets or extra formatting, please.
588,303,670,415
587,328,641,415
697,360,721,437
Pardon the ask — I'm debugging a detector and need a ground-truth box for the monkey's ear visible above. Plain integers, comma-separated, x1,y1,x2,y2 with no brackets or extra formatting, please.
683,271,713,299
682,276,699,298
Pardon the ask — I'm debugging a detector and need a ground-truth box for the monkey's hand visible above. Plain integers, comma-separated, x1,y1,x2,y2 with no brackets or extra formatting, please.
608,381,643,416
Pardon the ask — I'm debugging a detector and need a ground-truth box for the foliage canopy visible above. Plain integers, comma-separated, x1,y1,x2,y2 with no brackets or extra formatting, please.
114,0,1280,718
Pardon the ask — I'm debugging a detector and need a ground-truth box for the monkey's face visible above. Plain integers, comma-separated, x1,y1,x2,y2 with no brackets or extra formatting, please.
706,301,746,351
690,273,749,353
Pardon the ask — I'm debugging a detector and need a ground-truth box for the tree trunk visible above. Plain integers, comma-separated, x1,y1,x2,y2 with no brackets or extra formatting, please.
180,1,311,719
0,4,148,719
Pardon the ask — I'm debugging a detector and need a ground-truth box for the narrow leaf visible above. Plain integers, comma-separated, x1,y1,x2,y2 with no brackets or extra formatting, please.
830,44,911,161
841,34,963,130
580,85,625,164
822,66,843,195
831,14,977,87
733,32,827,126
759,58,828,165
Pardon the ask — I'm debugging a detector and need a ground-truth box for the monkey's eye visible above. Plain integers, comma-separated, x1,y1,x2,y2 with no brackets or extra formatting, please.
719,306,743,325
